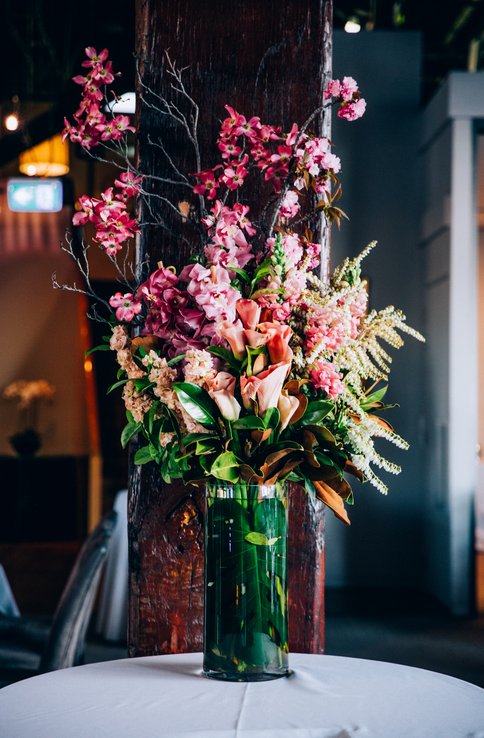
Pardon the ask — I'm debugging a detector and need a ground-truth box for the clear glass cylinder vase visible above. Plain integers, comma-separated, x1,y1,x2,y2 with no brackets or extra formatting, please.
203,481,289,681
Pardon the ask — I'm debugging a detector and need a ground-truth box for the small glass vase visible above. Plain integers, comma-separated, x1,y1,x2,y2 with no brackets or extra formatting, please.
203,481,289,681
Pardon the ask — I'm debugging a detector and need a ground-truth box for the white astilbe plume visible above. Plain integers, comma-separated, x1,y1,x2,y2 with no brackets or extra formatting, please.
291,242,425,494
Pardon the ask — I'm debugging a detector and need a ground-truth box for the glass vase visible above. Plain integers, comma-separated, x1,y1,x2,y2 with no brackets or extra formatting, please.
203,481,289,681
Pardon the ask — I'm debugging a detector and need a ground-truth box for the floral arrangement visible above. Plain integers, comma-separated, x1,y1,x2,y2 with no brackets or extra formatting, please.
59,48,424,526
2,379,55,457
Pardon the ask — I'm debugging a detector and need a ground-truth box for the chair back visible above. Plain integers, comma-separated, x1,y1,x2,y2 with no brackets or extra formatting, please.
39,511,118,672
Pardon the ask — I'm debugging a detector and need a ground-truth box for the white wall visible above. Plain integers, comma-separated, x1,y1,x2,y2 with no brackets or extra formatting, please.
326,31,427,590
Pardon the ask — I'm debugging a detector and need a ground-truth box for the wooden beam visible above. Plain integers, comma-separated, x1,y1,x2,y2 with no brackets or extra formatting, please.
130,0,330,657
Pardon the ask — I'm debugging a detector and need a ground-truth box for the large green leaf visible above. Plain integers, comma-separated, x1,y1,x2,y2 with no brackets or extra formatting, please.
207,346,242,371
107,378,131,395
263,407,280,430
232,416,265,431
361,384,388,409
181,432,218,447
120,421,141,449
301,400,333,425
173,382,219,428
134,445,155,465
210,451,240,481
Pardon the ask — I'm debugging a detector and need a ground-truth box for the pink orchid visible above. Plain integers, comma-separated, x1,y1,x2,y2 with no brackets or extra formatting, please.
109,292,142,322
207,372,241,421
138,266,178,302
236,298,261,330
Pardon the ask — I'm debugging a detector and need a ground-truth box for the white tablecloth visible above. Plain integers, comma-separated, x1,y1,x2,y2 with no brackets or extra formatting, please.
1,653,484,737
0,564,20,617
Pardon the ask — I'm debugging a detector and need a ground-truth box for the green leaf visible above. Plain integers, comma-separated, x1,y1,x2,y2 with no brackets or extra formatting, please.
304,477,317,505
85,344,111,357
301,400,333,425
232,416,265,431
245,531,280,546
227,266,250,282
207,346,241,371
361,385,388,409
107,378,131,394
249,258,273,293
196,439,219,455
263,407,280,430
133,378,155,393
210,451,240,481
173,382,220,428
167,353,186,367
181,432,217,447
134,446,154,465
120,421,141,448
305,424,337,445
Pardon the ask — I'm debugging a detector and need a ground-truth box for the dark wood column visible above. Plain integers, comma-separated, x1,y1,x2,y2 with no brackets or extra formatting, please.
130,0,331,657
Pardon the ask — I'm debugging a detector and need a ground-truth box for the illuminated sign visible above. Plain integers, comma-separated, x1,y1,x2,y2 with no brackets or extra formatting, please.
7,178,63,213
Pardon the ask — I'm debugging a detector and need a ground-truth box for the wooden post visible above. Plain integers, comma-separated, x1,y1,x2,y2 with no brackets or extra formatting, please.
130,0,331,657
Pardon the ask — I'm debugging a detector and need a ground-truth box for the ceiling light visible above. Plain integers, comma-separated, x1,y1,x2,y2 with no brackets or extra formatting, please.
19,134,70,177
5,114,19,131
344,16,361,33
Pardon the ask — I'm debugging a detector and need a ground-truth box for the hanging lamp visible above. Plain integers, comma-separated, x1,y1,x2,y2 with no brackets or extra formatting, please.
19,134,69,177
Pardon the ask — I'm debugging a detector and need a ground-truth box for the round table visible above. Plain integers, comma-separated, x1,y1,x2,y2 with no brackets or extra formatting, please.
1,653,483,737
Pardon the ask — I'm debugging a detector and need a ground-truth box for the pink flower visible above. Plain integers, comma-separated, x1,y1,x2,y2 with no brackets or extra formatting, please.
258,322,293,364
186,264,241,323
236,299,261,330
109,292,142,322
337,98,367,121
82,47,109,67
193,168,220,199
217,140,242,159
216,320,247,359
220,157,248,191
114,170,143,199
340,76,359,102
278,392,300,430
324,79,341,99
207,372,241,421
279,190,300,219
138,266,178,302
256,362,291,414
310,359,345,398
240,374,262,411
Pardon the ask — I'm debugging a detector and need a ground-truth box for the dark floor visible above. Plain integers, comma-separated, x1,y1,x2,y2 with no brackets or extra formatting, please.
82,588,484,689
3,588,484,689
324,588,484,689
